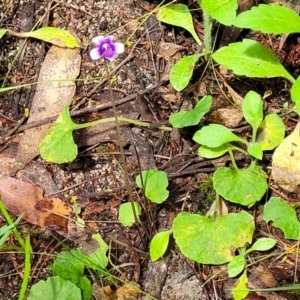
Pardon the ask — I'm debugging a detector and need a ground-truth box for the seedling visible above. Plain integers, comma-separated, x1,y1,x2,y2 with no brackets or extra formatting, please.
118,169,169,227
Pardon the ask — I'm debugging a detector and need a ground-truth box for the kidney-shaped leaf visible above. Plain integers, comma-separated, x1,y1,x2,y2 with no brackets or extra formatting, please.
213,163,268,206
173,211,254,264
212,39,294,82
234,4,300,34
169,95,212,128
263,197,300,240
28,276,81,300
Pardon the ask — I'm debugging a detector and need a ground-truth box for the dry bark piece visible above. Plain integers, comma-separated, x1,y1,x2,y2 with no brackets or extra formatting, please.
0,176,71,232
15,45,81,168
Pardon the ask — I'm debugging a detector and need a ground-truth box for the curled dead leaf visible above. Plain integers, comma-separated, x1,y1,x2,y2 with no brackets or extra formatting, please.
0,176,71,232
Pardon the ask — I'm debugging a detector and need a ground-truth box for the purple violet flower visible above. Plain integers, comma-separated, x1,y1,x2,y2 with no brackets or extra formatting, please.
90,35,124,62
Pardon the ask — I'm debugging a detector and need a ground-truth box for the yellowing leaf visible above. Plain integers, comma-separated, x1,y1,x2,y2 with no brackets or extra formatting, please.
272,121,300,192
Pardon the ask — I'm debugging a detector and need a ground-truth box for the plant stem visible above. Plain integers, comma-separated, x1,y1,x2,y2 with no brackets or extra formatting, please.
73,116,172,131
104,61,138,223
228,149,239,171
0,199,25,250
18,234,31,300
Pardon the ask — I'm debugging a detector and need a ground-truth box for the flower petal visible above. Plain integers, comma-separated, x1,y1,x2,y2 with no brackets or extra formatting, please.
92,36,105,45
114,42,125,54
90,48,102,60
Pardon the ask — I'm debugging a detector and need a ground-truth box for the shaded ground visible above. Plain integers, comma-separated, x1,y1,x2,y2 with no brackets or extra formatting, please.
1,0,300,299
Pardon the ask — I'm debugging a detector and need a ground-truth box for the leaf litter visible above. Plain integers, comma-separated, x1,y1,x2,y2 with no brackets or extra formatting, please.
1,3,300,299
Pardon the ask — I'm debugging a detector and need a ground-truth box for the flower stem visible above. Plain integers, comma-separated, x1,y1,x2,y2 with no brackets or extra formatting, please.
203,10,212,59
104,61,138,223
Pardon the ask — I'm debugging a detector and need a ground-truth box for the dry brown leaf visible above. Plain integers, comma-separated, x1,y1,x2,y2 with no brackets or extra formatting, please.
208,108,243,128
15,45,81,167
271,121,300,192
115,283,140,300
0,176,71,232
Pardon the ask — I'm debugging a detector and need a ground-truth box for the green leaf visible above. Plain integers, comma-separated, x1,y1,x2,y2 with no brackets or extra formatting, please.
65,235,109,271
199,0,237,26
170,54,202,92
228,255,246,278
232,271,249,300
53,251,92,300
291,76,300,115
257,114,285,150
0,29,6,39
247,142,263,160
212,39,294,82
198,143,236,159
213,163,268,206
173,211,254,264
28,276,81,300
20,27,80,48
246,238,276,253
263,197,300,240
0,215,22,247
193,124,246,147
242,91,263,134
233,4,300,34
158,4,202,46
38,103,79,163
136,170,169,203
118,202,141,227
82,233,109,270
150,230,172,262
169,95,212,127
